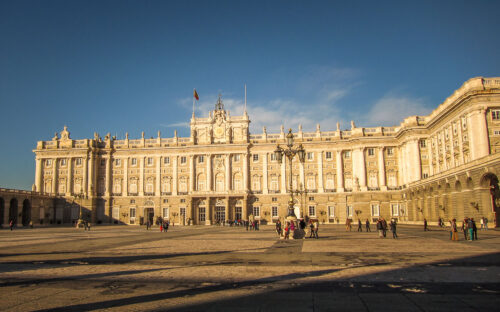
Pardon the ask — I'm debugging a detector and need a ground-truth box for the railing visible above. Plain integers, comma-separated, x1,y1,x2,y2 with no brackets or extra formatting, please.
161,192,172,196
250,190,262,194
268,190,280,194
367,187,380,191
324,189,336,193
178,192,188,195
129,192,138,196
249,135,263,140
267,134,280,139
303,133,316,138
344,188,353,192
179,138,190,143
112,192,122,196
144,192,155,196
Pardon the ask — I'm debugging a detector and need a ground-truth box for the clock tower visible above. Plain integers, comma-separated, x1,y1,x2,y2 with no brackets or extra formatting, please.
190,94,250,145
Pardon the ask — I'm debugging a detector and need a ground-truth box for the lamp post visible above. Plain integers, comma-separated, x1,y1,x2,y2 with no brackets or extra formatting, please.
74,192,85,227
274,129,306,221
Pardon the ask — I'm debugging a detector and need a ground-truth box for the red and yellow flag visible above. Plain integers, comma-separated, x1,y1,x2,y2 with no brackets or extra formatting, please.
193,89,199,100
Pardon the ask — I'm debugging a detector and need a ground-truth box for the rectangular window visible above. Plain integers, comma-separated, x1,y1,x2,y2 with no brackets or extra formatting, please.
270,153,276,161
199,208,206,222
198,155,204,163
309,196,314,201
180,199,185,203
272,206,278,217
253,154,259,162
76,158,82,166
328,206,335,217
115,159,121,166
494,130,500,136
308,205,316,217
492,110,500,120
420,140,427,148
325,151,332,159
234,154,240,162
163,199,168,203
130,208,136,219
130,199,135,204
180,156,187,164
61,159,67,166
253,206,260,217
307,152,314,160
131,158,137,166
344,151,351,159
367,148,374,156
164,157,170,164
387,148,394,156
147,157,153,166
371,204,380,217
423,173,429,178
46,159,52,166
272,197,277,202
100,159,106,166
347,205,353,217
391,204,399,216
163,207,169,219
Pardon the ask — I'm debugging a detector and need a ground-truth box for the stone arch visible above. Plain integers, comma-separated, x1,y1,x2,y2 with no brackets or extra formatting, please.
233,172,242,191
22,199,31,226
466,177,474,190
480,172,499,227
215,173,225,192
9,198,18,224
197,173,206,191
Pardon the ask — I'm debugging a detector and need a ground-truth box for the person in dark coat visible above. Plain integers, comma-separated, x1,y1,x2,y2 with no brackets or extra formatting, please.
390,219,398,239
357,219,362,232
424,218,429,231
365,219,371,232
381,218,388,237
275,220,282,237
472,218,477,240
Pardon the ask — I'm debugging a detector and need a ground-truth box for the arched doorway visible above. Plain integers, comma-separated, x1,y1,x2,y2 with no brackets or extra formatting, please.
482,173,499,227
9,198,18,224
0,197,4,225
144,200,155,225
22,199,31,226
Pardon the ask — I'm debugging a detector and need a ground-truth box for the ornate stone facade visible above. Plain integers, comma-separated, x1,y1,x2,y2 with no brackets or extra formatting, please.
30,77,500,227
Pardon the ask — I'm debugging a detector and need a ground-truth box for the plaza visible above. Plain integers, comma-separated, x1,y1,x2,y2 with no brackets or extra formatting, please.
0,224,499,311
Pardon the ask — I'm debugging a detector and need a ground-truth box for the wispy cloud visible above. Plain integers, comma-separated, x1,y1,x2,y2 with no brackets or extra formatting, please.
362,94,432,126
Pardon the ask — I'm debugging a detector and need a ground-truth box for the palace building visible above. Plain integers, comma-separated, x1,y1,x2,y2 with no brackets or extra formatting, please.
29,77,500,227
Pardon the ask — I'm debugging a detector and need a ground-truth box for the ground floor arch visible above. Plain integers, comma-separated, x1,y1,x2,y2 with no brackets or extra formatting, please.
0,197,4,225
9,198,18,224
22,199,31,226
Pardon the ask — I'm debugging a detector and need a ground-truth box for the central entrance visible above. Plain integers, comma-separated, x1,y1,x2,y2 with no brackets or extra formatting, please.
144,208,154,225
215,206,225,222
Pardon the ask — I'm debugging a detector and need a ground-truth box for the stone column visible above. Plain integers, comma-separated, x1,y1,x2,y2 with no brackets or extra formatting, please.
105,157,111,197
427,140,434,176
67,157,73,196
156,156,161,196
378,147,387,191
467,108,489,160
225,196,229,221
243,153,249,191
82,156,88,196
123,157,128,196
189,155,195,192
88,155,94,196
206,196,211,225
353,148,366,191
441,133,448,171
457,120,465,165
280,158,287,194
52,158,58,194
449,126,456,169
434,136,440,174
317,151,324,193
206,154,212,191
299,161,305,190
336,150,344,192
398,145,406,186
408,139,421,183
35,157,42,193
172,156,178,195
263,153,268,194
225,154,231,192
242,197,248,220
139,156,144,196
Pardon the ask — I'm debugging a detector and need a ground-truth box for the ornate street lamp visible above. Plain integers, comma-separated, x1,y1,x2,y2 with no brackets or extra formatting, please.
74,192,85,227
274,128,306,221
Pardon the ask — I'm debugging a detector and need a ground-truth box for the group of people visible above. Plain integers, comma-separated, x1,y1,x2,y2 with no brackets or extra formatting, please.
375,217,398,239
274,219,319,239
159,220,170,232
448,217,487,241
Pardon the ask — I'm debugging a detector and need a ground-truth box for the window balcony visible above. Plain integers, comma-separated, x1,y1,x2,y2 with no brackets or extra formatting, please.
161,192,172,196
324,189,336,193
112,192,122,196
129,192,138,196
178,191,188,195
268,190,280,194
367,187,380,191
144,192,155,196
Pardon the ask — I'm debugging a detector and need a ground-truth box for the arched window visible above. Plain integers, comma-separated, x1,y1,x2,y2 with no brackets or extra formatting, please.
162,177,171,193
179,176,188,192
215,173,224,192
306,174,316,190
129,178,138,194
197,174,206,191
233,173,242,191
325,173,334,190
252,175,261,191
270,175,279,192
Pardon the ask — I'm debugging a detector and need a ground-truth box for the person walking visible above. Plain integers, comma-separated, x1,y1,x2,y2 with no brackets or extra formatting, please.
284,222,290,240
9,220,14,231
365,219,371,232
424,218,429,231
357,219,362,232
480,217,484,230
451,219,459,241
345,218,352,232
382,218,388,238
146,220,150,230
376,218,383,238
484,217,489,231
313,220,319,239
472,218,478,240
462,218,468,240
468,218,474,241
390,219,398,239
308,220,314,238
275,220,282,237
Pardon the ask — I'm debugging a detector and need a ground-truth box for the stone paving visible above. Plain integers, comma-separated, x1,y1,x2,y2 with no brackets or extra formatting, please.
0,224,499,311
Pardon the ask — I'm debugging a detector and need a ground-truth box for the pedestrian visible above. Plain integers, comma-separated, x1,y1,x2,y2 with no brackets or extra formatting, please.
468,218,474,241
390,219,398,239
357,219,362,232
382,218,388,237
245,220,249,231
451,219,459,241
29,220,33,229
290,221,295,237
160,222,163,232
424,218,429,231
365,219,371,232
9,220,14,231
284,222,290,240
472,218,478,240
146,220,150,230
376,218,383,238
309,220,314,238
462,219,468,240
275,220,282,237
336,217,339,225
484,217,489,231
480,217,484,230
345,218,351,232
313,220,319,239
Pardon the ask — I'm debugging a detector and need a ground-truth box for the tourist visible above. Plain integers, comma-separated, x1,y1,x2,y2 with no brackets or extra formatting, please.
357,219,362,232
382,218,388,237
313,220,319,239
480,217,484,230
275,220,282,237
165,220,169,232
160,223,163,232
484,217,489,230
451,219,459,241
9,220,14,231
284,222,290,239
468,218,474,241
245,220,249,231
345,218,351,232
365,219,371,232
390,219,398,239
146,220,150,230
424,218,429,231
336,217,339,225
309,220,314,238
376,218,383,238
472,218,477,240
290,221,295,237
462,218,468,240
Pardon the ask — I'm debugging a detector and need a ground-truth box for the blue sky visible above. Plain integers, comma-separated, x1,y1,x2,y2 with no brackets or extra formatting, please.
1,0,499,190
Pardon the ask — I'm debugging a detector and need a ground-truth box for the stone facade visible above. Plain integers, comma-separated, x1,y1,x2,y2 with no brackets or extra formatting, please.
27,77,500,227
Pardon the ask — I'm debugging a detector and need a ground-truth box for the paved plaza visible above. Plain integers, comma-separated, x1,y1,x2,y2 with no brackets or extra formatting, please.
0,224,499,311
